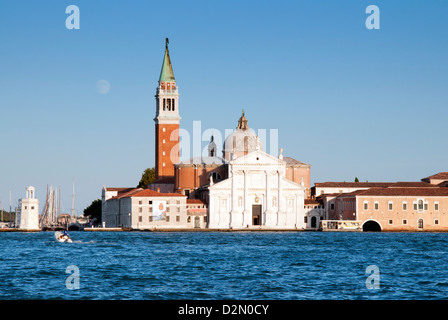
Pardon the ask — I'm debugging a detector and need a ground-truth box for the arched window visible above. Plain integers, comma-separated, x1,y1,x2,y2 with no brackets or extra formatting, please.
418,219,424,229
418,200,424,211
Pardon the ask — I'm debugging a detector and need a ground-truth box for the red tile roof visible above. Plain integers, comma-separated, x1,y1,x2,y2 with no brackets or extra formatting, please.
107,188,185,200
283,157,310,166
315,182,394,188
131,189,185,198
110,188,144,199
389,182,435,188
187,199,206,204
422,172,448,180
356,187,448,197
438,181,448,187
304,199,323,205
106,187,136,194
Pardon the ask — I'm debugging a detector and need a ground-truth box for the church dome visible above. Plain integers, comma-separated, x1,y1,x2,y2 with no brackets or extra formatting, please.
223,111,262,161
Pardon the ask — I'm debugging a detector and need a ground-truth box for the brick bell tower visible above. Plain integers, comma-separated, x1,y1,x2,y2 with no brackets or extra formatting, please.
154,38,180,184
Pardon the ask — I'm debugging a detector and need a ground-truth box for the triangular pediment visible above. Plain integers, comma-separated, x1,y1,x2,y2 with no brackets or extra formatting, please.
230,150,285,166
209,176,232,189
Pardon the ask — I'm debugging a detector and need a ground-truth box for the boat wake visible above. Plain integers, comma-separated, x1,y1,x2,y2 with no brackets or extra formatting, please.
71,240,96,244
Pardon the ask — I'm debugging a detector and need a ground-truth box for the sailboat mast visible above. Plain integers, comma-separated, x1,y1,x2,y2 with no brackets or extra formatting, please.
71,181,75,216
9,190,12,225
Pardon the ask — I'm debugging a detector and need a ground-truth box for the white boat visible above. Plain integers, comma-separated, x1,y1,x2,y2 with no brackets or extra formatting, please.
55,231,73,243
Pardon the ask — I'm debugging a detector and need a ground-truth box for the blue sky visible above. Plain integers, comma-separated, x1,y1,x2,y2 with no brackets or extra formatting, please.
1,0,447,213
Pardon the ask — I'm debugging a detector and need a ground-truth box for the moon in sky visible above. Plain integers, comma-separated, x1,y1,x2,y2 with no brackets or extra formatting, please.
96,80,111,94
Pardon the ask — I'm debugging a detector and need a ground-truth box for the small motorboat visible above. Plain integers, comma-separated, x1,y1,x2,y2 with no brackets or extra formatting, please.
55,231,73,243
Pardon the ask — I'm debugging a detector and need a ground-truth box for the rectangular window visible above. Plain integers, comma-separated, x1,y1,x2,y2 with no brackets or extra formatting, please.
363,202,368,210
414,203,417,210
389,219,393,225
388,202,393,211
330,203,335,210
149,201,153,205
402,219,407,225
304,217,308,223
138,200,142,205
138,207,142,213
166,206,170,212
149,216,153,222
166,216,170,222
374,202,379,211
424,203,428,211
148,207,152,212
139,216,142,222
435,219,439,225
176,200,180,204
31,206,35,210
435,203,439,211
177,207,180,212
176,216,180,222
402,202,407,211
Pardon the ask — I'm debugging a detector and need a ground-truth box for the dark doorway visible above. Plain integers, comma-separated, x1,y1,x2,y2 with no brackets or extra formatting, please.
252,205,262,226
194,216,201,228
363,220,381,232
311,216,317,228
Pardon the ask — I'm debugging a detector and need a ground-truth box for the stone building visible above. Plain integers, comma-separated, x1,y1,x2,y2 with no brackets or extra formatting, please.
102,187,188,229
316,173,448,231
17,186,40,231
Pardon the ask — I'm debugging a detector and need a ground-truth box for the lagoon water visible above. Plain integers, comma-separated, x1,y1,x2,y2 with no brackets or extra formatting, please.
0,231,447,300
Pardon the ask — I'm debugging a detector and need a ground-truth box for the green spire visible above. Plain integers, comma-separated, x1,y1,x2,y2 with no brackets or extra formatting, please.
159,38,175,82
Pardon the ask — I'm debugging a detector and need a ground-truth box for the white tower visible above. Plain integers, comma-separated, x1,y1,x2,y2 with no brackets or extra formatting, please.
18,186,40,231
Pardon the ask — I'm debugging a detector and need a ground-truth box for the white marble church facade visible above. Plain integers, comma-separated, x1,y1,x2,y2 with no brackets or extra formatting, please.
208,149,306,229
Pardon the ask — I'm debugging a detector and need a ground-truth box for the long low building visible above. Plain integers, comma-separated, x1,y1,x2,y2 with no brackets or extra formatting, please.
102,187,189,229
316,172,448,231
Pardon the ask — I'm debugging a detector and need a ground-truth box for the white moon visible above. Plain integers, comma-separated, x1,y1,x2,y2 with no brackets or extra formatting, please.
96,80,110,94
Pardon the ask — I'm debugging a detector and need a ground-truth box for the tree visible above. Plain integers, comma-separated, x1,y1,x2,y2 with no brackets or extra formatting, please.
137,167,156,189
354,177,359,182
83,199,102,225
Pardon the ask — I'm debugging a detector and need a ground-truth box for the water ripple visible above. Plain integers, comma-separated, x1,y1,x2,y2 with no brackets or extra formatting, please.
1,231,448,299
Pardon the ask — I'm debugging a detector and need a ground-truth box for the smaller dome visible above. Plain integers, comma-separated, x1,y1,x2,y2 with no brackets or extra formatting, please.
222,111,262,161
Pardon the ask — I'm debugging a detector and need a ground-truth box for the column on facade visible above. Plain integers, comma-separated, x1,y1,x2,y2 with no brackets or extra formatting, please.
243,169,251,226
231,170,238,213
295,195,299,229
229,171,237,228
277,170,283,226
265,170,271,226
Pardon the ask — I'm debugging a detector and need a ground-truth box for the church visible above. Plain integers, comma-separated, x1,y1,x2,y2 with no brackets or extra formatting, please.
146,39,314,229
103,39,448,232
